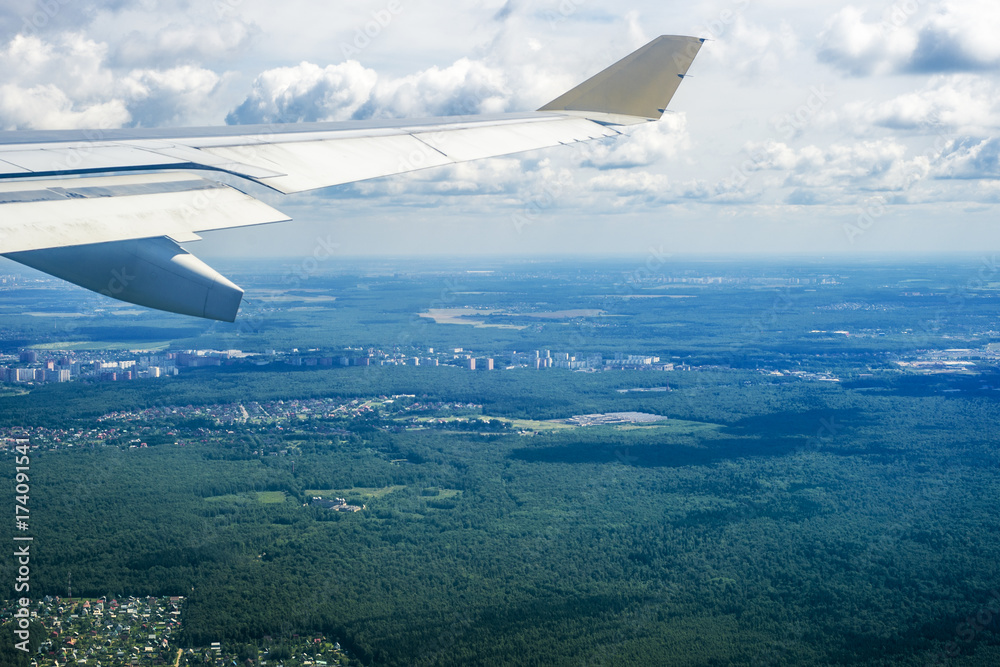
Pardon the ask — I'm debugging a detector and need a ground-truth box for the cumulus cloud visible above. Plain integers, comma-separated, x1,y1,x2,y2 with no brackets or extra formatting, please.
908,0,1000,72
588,170,669,192
819,1,1000,76
227,57,512,124
581,115,690,170
227,0,691,127
0,82,129,130
839,74,1000,136
933,138,1000,179
0,32,228,129
356,157,528,199
694,135,1000,207
2,33,114,101
817,6,918,76
226,61,378,124
0,33,121,129
362,58,510,118
121,66,225,127
681,139,939,207
748,139,930,193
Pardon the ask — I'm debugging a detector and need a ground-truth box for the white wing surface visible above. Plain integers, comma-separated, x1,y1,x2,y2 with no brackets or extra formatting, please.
0,35,703,321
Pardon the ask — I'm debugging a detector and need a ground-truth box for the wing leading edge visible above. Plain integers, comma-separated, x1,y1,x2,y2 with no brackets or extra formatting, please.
0,35,703,320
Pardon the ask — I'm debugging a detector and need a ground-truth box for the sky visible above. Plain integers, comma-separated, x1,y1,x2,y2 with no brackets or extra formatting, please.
1,0,1000,259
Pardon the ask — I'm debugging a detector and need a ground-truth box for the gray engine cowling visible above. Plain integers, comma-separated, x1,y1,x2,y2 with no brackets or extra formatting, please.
4,236,244,322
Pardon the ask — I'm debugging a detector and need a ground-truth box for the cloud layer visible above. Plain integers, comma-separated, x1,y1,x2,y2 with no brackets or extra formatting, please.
0,0,999,254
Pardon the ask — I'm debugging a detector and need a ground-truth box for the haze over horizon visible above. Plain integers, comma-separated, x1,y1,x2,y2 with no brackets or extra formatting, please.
1,0,999,260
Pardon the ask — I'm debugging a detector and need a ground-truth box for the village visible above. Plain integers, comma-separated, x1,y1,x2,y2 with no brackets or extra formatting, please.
0,397,482,453
0,596,353,666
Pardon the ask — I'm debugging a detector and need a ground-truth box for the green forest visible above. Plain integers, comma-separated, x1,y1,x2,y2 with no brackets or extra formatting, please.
2,257,1000,665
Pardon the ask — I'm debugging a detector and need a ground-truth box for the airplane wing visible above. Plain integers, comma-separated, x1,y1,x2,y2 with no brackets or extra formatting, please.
0,35,703,321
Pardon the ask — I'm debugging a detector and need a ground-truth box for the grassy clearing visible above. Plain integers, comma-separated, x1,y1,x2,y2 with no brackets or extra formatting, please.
507,418,576,431
401,414,715,434
402,415,575,431
204,491,286,504
204,494,252,504
418,308,526,329
305,485,406,499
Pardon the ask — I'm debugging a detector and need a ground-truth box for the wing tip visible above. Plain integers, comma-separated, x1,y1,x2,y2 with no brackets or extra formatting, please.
538,34,704,121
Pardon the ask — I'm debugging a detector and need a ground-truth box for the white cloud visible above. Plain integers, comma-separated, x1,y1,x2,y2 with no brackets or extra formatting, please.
113,18,258,65
1,33,114,101
876,75,1000,133
933,138,1000,180
0,82,129,130
581,115,690,170
0,32,229,129
817,5,918,76
909,0,1000,72
588,171,670,196
699,15,801,79
121,65,224,127
227,56,513,124
786,140,927,192
356,158,528,199
363,57,510,118
818,1,1000,76
226,61,378,124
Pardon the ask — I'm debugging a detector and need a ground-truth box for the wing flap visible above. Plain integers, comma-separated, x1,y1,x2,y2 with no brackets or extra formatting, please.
0,172,290,254
0,144,185,174
198,115,622,194
202,134,453,193
127,141,288,179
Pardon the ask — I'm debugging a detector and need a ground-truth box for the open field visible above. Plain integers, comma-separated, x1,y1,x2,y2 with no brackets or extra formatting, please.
305,485,407,499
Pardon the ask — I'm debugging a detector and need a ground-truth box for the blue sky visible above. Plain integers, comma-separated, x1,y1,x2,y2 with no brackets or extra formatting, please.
1,0,999,258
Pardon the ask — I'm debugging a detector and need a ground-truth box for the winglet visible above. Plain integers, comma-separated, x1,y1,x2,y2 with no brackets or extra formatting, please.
538,35,704,123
